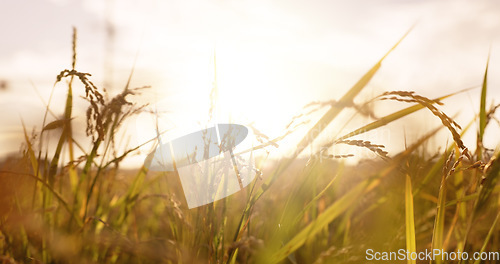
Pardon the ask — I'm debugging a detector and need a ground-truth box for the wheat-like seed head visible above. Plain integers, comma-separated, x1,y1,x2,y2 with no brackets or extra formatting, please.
377,91,470,159
335,139,389,158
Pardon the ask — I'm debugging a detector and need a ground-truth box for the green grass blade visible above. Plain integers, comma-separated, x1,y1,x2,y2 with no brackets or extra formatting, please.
229,248,239,264
292,165,342,225
269,180,368,264
113,166,148,226
459,152,500,263
478,54,489,159
431,173,447,264
405,174,417,264
473,154,500,217
473,211,500,264
22,120,42,210
21,120,40,177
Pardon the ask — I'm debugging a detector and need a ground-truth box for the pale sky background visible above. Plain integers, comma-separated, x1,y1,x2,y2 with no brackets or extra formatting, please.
1,0,499,165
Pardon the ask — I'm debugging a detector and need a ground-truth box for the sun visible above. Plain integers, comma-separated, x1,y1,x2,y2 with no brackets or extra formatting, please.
129,45,302,164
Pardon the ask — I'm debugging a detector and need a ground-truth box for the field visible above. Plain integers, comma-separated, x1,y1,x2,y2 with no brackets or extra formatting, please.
1,28,500,264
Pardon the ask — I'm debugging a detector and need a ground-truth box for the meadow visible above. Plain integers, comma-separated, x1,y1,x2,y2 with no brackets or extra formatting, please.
1,28,500,264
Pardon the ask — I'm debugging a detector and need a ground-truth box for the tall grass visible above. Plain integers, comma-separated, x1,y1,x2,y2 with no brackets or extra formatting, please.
0,28,499,264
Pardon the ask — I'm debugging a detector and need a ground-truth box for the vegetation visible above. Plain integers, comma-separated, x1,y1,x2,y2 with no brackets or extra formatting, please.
1,28,500,264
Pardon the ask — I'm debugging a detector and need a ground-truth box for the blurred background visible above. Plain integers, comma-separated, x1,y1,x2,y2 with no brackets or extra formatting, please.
1,0,499,165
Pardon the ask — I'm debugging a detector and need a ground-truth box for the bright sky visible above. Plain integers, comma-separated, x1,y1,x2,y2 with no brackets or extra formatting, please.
1,0,500,163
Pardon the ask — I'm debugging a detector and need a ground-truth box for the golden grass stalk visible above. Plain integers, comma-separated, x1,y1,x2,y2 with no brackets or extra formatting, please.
405,174,416,264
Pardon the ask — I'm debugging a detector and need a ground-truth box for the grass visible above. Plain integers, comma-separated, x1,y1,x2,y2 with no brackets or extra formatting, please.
1,28,500,264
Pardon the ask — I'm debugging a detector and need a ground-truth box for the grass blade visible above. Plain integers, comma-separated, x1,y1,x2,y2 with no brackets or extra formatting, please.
431,171,447,264
459,153,500,264
405,174,417,264
269,180,368,264
473,155,500,218
292,165,342,225
477,54,489,159
473,211,500,264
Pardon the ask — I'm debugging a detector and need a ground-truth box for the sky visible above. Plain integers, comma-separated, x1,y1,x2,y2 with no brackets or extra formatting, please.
1,0,500,164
